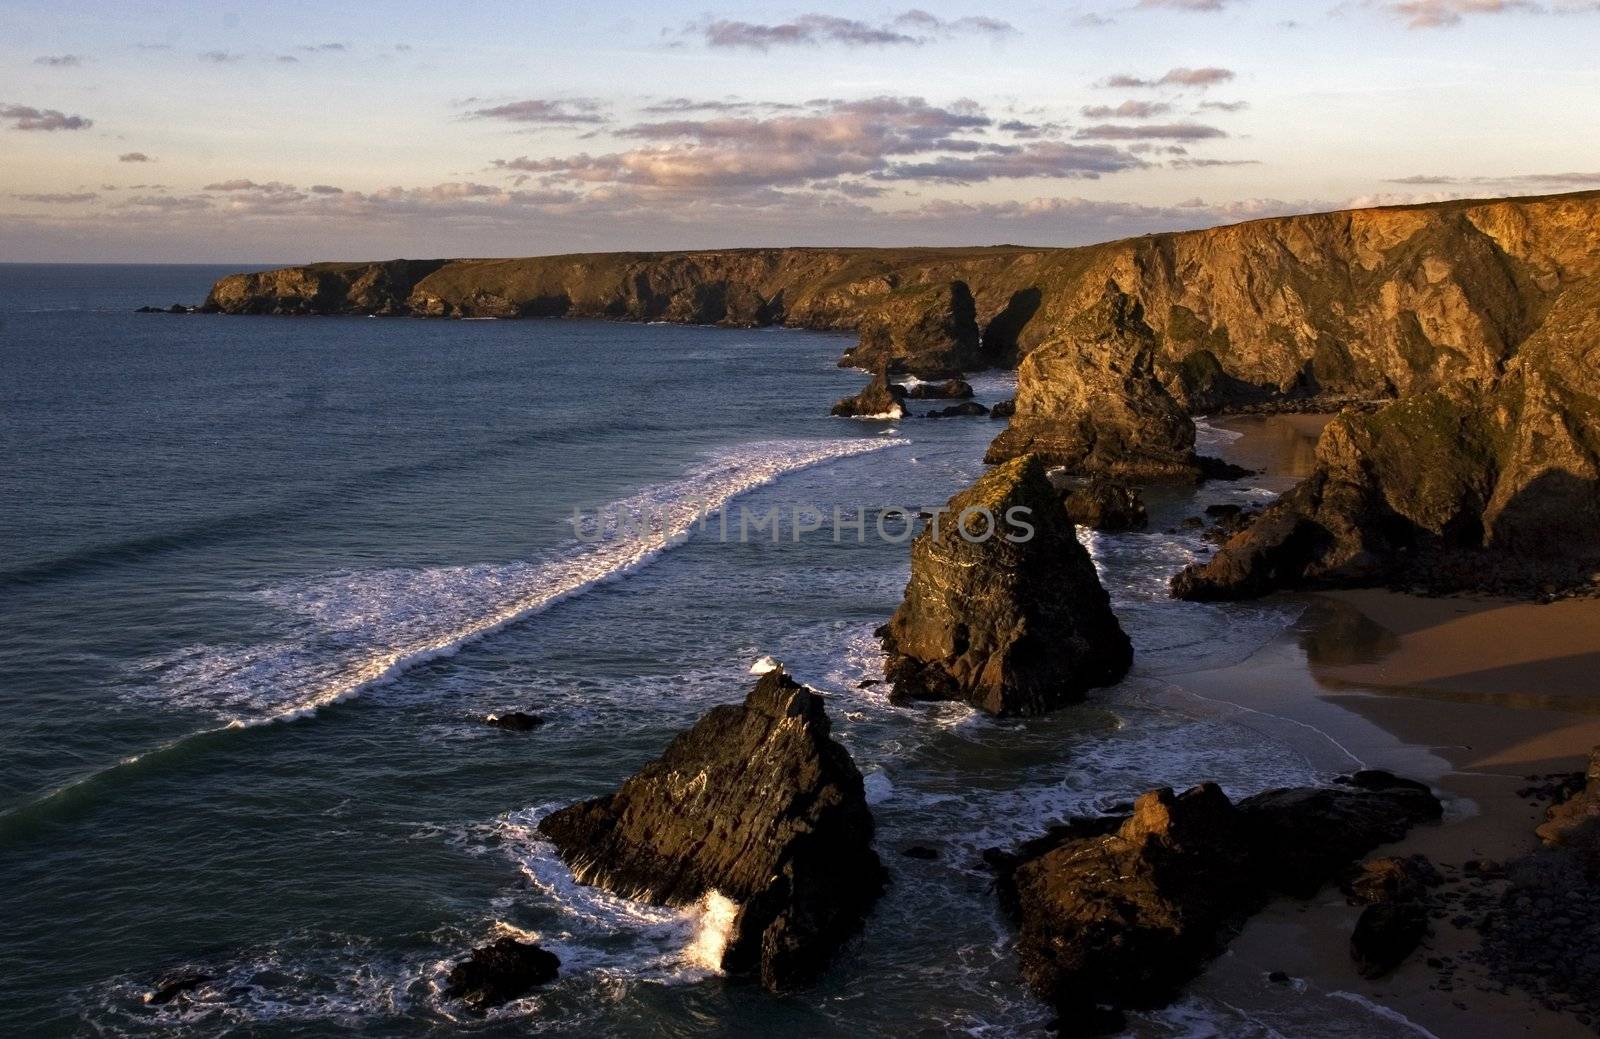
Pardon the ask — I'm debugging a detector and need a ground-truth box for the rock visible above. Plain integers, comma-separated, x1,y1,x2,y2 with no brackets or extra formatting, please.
831,362,907,419
134,305,163,313
537,669,884,991
840,281,983,377
1002,774,1441,1020
904,378,975,400
444,937,559,1011
143,971,211,1005
1268,970,1292,984
1343,855,1444,905
901,845,939,860
485,711,544,731
924,401,990,418
990,398,1016,419
1195,456,1256,483
1351,902,1429,979
1205,504,1243,520
1537,746,1600,850
984,284,1199,480
878,455,1132,716
1060,478,1149,532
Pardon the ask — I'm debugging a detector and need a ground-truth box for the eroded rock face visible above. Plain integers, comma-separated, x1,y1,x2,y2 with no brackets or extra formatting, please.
984,285,1198,480
1060,477,1149,532
879,455,1132,715
841,281,984,376
537,669,884,991
831,363,907,419
1003,773,1441,1024
444,938,559,1011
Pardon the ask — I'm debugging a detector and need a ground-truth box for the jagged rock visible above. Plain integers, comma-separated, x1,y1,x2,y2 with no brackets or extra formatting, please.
840,281,983,376
1060,478,1149,532
984,284,1199,480
1002,773,1441,1023
1536,746,1600,849
484,711,544,731
991,398,1016,419
924,401,990,418
537,669,884,991
831,363,907,419
1342,854,1444,905
904,378,975,400
444,938,559,1011
878,455,1132,716
143,971,211,1005
1351,902,1429,979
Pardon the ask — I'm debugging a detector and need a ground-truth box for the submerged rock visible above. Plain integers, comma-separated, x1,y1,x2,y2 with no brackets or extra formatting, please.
923,401,989,419
484,711,544,731
831,363,907,419
1001,773,1441,1023
444,937,559,1011
143,971,211,1006
1060,477,1149,532
537,669,884,991
879,455,1132,716
985,284,1198,480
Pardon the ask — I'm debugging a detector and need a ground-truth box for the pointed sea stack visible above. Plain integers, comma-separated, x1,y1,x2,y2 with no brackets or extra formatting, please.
879,454,1132,715
831,362,907,419
537,669,884,991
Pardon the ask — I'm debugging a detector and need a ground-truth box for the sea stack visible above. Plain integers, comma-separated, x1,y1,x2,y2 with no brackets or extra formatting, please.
831,362,908,419
537,668,884,991
984,284,1198,480
840,280,983,376
879,454,1132,715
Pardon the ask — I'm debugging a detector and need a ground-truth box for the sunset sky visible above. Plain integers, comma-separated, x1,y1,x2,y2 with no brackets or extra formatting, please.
4,0,1600,262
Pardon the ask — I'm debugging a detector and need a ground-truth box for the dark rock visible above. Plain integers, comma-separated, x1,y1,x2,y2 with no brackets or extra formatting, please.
904,378,975,400
1351,902,1429,979
1195,456,1256,483
1537,746,1600,850
167,303,188,314
985,284,1200,480
143,971,211,1005
1205,504,1243,520
879,455,1132,716
990,398,1016,419
841,281,984,377
444,937,559,1011
135,305,163,313
537,669,884,991
1268,970,1292,984
901,845,939,860
485,711,544,731
1343,855,1443,905
1060,477,1149,532
831,362,907,420
924,401,990,418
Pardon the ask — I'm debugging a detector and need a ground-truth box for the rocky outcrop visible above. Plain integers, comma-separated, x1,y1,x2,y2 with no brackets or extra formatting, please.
1059,477,1149,532
1001,773,1440,1025
878,455,1132,715
838,281,983,376
444,938,560,1011
536,669,884,991
1536,745,1600,849
904,378,975,400
831,363,907,419
923,401,989,418
983,285,1199,480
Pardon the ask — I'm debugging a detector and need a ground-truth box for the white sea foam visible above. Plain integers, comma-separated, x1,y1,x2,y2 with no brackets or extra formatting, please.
683,892,740,972
125,438,905,728
749,655,781,675
1194,416,1245,453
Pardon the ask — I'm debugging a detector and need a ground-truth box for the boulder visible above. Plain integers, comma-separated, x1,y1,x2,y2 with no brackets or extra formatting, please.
924,401,990,419
1350,902,1429,979
1060,478,1149,532
831,363,907,419
484,711,544,731
991,398,1016,419
143,971,211,1006
985,284,1199,480
1001,773,1441,1022
904,378,975,400
840,281,983,377
444,937,559,1011
1342,854,1443,905
537,669,884,991
879,455,1132,716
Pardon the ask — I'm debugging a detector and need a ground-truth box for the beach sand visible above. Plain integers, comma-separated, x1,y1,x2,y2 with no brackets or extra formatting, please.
1162,416,1600,1038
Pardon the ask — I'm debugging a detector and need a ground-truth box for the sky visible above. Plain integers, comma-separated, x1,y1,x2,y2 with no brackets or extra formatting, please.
3,0,1599,262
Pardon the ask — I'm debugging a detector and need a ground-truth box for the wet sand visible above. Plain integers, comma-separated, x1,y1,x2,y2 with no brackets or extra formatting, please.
1165,416,1600,1038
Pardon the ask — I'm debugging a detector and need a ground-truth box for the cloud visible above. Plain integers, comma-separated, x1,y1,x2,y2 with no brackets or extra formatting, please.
0,103,93,131
692,10,1014,50
119,152,153,163
468,98,608,124
1080,100,1174,118
126,194,214,211
13,192,98,203
1075,122,1227,140
1104,66,1236,89
34,55,84,67
1376,0,1538,28
1196,99,1249,112
1135,0,1241,8
878,141,1147,183
1388,170,1600,187
199,51,245,63
298,42,347,52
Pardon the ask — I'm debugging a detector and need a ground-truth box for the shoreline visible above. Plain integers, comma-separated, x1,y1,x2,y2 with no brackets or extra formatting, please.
1156,416,1600,1038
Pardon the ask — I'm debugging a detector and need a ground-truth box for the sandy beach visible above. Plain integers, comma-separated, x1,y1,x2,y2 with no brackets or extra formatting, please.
1157,416,1600,1038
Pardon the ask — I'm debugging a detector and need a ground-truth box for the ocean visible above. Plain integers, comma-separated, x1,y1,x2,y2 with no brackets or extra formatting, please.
0,265,1431,1037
